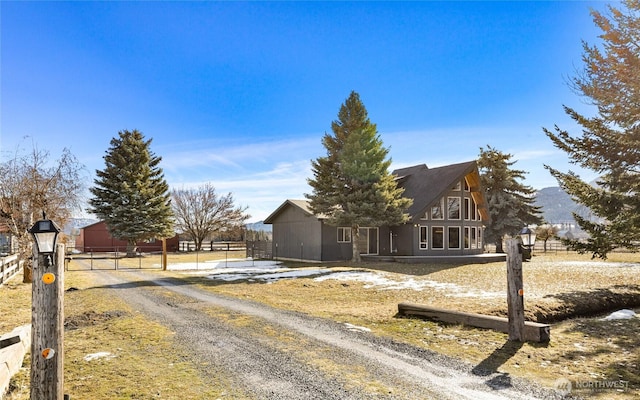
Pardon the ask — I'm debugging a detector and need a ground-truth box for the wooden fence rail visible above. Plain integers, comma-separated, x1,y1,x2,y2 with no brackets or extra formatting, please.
0,254,23,286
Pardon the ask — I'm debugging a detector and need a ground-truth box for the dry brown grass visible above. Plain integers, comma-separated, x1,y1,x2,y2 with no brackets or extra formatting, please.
3,251,639,398
181,252,640,398
2,269,243,399
0,278,32,334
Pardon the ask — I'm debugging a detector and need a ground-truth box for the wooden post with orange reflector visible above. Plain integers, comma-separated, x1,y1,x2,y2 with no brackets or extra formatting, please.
506,238,525,342
31,242,65,399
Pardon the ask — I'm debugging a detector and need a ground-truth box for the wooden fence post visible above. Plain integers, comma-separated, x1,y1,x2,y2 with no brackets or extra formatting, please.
162,238,167,271
30,243,65,399
506,238,525,342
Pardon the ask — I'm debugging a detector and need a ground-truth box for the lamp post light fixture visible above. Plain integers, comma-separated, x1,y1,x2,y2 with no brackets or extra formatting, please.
29,215,61,267
519,226,537,261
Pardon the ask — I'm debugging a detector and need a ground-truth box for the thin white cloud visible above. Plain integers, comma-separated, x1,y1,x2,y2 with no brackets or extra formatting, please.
167,159,314,222
161,135,320,172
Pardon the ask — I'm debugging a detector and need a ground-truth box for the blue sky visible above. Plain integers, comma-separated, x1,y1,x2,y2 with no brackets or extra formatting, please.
2,1,607,222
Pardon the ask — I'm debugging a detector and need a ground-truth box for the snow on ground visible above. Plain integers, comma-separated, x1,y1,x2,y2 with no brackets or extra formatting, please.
168,259,328,283
84,352,116,362
344,323,371,333
169,259,637,319
314,271,504,298
601,309,637,320
170,259,503,297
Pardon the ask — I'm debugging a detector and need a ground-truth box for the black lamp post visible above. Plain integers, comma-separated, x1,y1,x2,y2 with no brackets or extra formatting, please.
29,215,61,267
519,226,536,261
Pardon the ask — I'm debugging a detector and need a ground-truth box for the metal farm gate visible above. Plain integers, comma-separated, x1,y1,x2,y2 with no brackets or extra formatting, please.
246,240,273,260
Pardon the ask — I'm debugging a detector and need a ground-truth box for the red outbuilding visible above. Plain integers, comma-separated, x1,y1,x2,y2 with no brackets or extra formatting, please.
77,221,179,253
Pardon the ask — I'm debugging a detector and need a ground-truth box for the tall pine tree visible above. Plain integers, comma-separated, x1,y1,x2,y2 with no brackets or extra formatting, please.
544,1,640,259
478,146,542,253
306,91,412,262
89,129,174,256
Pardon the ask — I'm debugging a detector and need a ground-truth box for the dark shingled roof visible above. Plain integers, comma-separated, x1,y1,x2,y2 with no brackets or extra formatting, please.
265,160,488,224
392,161,484,222
263,199,328,224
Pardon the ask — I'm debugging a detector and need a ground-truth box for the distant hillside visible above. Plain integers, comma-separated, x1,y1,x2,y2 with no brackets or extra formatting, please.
246,220,272,232
534,187,577,224
534,186,598,226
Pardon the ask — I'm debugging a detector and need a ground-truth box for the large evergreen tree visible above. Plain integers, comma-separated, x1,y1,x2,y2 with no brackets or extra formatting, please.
478,146,542,253
544,1,640,259
89,129,174,256
306,91,412,262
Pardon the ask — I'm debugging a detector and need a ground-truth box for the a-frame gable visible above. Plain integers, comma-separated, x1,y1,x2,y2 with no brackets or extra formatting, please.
393,161,488,222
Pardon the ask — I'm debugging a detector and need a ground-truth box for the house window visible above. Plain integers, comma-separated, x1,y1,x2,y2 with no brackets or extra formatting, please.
464,227,470,249
448,227,460,249
337,227,352,243
453,181,461,191
478,228,483,248
464,198,470,220
464,178,470,191
431,226,444,249
431,198,444,220
471,227,477,249
466,196,480,220
419,226,428,249
448,197,460,220
421,211,429,220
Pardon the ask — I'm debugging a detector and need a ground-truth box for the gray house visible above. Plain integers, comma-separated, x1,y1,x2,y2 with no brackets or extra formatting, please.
264,161,491,262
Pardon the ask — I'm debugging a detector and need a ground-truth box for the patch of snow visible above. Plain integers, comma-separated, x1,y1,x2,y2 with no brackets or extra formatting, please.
174,260,505,298
167,259,281,271
206,268,328,282
344,323,371,333
601,309,637,321
84,352,116,361
313,271,504,298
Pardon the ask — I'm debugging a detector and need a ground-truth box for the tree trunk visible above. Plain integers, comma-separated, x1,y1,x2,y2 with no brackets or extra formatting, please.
126,240,137,258
351,225,361,263
23,262,33,283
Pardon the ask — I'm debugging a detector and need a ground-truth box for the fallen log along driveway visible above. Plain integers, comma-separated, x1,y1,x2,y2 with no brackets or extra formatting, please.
80,265,563,400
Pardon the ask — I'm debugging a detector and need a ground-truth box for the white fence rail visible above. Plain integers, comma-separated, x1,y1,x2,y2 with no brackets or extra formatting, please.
1,254,23,285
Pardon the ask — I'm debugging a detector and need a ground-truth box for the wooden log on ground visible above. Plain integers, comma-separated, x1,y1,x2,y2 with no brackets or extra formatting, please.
0,324,31,397
398,302,550,343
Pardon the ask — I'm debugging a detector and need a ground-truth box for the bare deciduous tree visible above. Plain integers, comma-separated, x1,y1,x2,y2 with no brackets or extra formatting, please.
172,184,249,251
535,224,559,253
0,145,85,282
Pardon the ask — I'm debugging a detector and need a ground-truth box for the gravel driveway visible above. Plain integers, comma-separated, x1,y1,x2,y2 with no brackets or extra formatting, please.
83,267,566,400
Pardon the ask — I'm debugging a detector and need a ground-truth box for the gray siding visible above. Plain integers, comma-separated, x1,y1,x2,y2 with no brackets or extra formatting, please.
271,205,323,261
267,162,490,261
321,223,352,261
